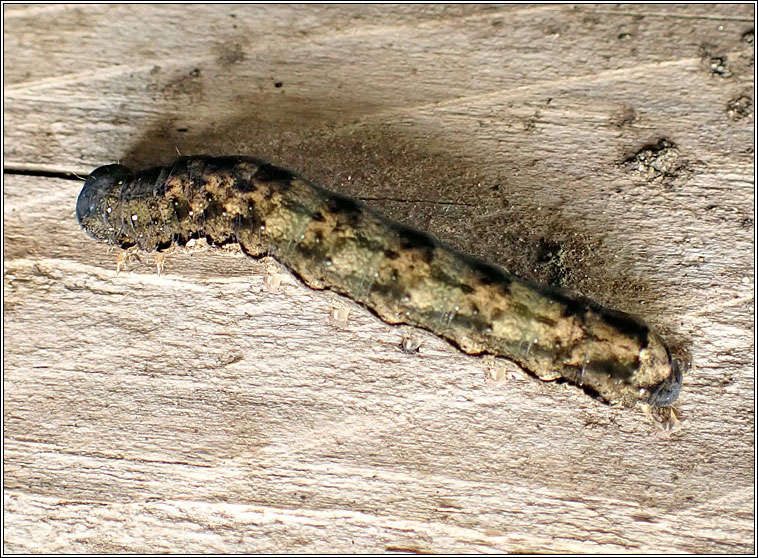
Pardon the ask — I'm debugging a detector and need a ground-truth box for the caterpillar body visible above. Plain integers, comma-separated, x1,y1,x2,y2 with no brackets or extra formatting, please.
76,155,683,407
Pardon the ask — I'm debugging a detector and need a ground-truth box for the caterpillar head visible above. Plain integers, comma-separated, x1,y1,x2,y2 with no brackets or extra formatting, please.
646,353,685,407
76,164,135,244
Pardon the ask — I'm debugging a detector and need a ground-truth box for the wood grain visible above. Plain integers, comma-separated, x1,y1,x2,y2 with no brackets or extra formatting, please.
4,4,754,553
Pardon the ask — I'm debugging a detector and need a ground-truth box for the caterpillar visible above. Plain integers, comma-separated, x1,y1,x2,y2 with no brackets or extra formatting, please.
76,155,683,407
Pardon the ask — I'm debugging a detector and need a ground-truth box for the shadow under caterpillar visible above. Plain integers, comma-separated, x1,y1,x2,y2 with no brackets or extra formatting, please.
76,155,683,407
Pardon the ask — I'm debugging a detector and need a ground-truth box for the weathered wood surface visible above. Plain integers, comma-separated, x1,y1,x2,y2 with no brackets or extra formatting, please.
4,4,754,553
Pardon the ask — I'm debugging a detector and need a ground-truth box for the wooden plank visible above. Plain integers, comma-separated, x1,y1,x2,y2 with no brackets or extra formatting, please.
3,4,754,553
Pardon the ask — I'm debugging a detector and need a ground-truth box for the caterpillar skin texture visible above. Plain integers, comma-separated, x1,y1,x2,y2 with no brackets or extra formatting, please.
76,155,683,407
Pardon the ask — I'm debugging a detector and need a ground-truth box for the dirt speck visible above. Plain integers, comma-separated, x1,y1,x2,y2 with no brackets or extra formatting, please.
699,44,732,78
151,68,204,103
610,105,637,128
726,95,753,122
216,42,245,65
622,139,692,188
534,238,569,287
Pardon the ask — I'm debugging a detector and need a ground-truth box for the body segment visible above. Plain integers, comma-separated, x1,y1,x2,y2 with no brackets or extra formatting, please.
77,155,683,407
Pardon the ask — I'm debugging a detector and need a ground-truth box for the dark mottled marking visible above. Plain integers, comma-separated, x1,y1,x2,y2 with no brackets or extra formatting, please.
458,283,475,295
254,162,295,184
468,257,513,288
589,359,636,380
326,193,364,228
396,226,437,251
